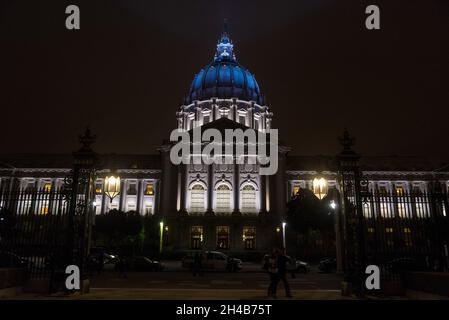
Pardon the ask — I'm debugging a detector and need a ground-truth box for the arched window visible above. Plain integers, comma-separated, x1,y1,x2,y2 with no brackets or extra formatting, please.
241,184,257,213
216,184,231,213
190,184,205,213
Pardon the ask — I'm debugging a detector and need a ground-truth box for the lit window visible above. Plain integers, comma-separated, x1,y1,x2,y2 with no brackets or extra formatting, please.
43,183,52,193
243,226,256,250
363,202,371,218
144,204,153,215
241,185,257,213
292,186,300,197
385,227,394,247
216,184,231,212
145,184,154,195
95,183,102,194
41,207,49,215
190,184,205,213
378,186,388,196
216,226,230,249
380,202,390,217
403,228,412,247
190,226,203,249
396,186,405,196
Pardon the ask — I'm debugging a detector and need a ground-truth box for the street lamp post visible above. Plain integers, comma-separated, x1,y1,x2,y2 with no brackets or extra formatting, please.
159,221,164,254
282,222,286,250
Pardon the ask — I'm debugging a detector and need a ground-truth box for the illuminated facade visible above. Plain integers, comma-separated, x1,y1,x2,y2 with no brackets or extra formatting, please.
1,30,448,256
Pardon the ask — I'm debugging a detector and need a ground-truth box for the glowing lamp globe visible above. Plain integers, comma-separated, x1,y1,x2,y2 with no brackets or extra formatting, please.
104,175,120,202
313,177,328,200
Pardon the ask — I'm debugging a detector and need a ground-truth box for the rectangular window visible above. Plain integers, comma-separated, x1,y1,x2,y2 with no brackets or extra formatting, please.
241,185,257,213
127,183,137,195
95,183,102,194
380,202,390,217
203,114,210,124
25,182,35,193
363,203,371,218
144,203,153,215
216,226,230,250
396,186,405,196
145,183,154,195
43,183,52,193
292,186,300,197
190,226,203,249
243,226,256,250
378,186,388,196
239,115,246,125
216,185,231,212
385,227,394,247
403,228,412,247
190,185,205,213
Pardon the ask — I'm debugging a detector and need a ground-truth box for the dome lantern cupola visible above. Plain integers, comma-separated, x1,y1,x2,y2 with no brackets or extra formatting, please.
179,23,272,132
184,24,264,106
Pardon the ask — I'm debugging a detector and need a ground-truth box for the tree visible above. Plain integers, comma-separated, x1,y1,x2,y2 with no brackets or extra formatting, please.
94,209,143,254
286,188,335,257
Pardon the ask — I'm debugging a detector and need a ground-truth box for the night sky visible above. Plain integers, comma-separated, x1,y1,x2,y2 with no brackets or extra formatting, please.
1,0,448,159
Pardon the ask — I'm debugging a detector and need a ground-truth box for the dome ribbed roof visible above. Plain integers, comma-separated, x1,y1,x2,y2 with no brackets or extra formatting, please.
184,28,264,105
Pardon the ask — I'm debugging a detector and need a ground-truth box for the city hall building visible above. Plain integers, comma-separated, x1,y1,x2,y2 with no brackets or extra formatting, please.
1,30,448,257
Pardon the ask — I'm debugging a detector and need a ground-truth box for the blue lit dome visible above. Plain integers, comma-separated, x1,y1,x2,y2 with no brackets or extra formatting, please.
185,30,265,105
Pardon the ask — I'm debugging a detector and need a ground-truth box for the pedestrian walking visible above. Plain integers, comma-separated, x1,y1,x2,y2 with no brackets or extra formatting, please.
192,252,203,276
263,248,279,298
277,248,293,298
116,256,127,278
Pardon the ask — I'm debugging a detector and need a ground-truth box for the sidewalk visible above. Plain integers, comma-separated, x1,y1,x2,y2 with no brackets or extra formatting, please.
11,288,353,300
162,261,271,273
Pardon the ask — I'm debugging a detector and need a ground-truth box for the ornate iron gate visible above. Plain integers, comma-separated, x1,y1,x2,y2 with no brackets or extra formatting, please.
336,130,449,294
0,128,97,292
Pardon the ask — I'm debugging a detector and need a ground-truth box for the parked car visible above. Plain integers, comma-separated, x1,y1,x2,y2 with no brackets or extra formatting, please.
130,256,164,272
87,247,119,272
293,259,310,273
182,251,242,272
318,258,337,273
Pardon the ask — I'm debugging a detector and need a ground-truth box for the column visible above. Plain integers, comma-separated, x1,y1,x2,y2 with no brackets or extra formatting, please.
119,179,126,211
179,165,187,214
248,103,254,128
159,146,178,218
195,107,201,126
136,179,143,214
100,181,107,215
259,175,267,214
153,179,160,215
233,162,240,215
206,164,214,215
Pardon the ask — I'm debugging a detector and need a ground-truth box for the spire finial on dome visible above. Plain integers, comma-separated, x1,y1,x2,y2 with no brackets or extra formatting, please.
215,20,236,62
